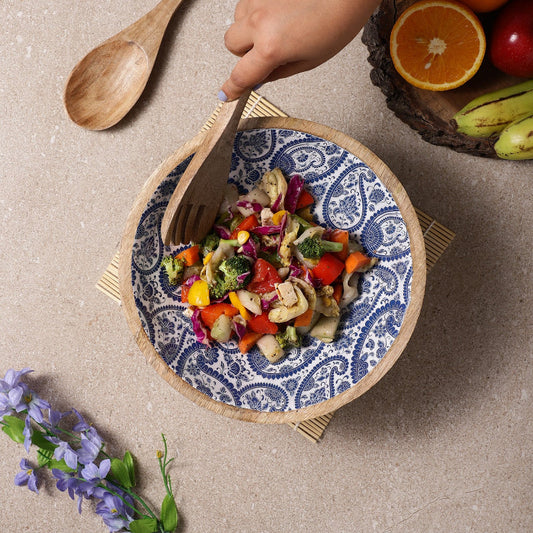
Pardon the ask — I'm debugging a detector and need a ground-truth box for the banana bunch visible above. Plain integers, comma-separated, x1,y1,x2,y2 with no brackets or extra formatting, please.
452,79,533,160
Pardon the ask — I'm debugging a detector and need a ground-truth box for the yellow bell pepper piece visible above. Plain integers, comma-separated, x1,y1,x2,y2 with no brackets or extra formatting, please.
188,280,210,307
228,291,251,321
272,210,288,225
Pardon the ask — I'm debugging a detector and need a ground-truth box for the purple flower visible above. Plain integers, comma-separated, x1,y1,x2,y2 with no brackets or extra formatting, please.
52,468,86,513
77,430,103,465
14,458,39,494
42,408,70,431
49,438,79,470
81,459,110,482
0,368,33,393
72,408,91,432
14,389,50,424
0,385,26,419
80,459,111,497
23,415,33,453
95,490,135,532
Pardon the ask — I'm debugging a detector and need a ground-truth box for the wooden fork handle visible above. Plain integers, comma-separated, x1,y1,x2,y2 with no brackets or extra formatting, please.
160,89,252,245
198,89,252,157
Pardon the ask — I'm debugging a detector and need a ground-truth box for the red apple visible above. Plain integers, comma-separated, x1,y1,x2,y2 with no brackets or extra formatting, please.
490,0,533,77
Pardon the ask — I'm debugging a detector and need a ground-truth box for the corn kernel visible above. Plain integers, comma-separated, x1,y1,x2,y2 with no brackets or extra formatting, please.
237,230,250,245
272,210,288,225
203,251,214,265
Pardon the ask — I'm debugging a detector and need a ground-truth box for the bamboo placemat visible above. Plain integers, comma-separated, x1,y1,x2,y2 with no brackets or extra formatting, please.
97,93,454,442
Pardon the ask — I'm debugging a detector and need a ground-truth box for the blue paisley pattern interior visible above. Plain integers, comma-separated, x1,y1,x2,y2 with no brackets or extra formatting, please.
131,129,412,412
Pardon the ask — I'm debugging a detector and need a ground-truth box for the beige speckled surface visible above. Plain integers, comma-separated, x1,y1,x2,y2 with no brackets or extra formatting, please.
1,0,532,531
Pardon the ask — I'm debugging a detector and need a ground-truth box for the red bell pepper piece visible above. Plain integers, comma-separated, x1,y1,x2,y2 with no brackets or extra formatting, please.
247,258,282,294
247,312,279,334
311,253,345,285
295,188,314,210
230,214,259,239
200,303,239,329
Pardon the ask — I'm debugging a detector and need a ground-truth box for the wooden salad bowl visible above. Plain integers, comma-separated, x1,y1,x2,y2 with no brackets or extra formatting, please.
361,0,525,158
119,117,426,423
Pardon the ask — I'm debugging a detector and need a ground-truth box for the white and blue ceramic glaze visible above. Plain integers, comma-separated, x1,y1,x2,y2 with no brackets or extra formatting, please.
131,128,412,412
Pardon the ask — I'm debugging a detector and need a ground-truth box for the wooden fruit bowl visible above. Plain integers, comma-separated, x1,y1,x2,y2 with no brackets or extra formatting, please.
361,0,524,158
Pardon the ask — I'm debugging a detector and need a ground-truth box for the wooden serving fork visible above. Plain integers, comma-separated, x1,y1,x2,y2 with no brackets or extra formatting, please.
160,90,252,245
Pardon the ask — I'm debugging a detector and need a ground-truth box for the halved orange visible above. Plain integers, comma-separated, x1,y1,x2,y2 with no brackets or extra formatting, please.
390,0,486,91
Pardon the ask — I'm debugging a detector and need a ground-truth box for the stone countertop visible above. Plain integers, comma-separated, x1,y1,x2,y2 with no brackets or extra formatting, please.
1,1,531,531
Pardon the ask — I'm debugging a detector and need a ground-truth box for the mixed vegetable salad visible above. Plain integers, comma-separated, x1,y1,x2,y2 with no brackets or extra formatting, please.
161,168,377,363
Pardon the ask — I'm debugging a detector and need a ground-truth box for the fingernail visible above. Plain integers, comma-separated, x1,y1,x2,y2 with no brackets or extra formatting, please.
217,90,228,102
253,83,263,91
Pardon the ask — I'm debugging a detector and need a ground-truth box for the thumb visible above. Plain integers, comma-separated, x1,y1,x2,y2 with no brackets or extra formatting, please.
219,48,279,101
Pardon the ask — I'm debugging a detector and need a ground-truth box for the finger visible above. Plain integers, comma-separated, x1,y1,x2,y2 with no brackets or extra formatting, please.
234,0,248,22
219,47,279,101
263,59,323,83
224,21,254,57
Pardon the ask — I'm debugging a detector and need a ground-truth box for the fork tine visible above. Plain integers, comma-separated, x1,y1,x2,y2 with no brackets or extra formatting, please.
173,203,192,245
162,208,177,246
184,203,206,244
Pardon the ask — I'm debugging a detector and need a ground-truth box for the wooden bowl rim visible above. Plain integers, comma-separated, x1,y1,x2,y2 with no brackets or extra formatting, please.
119,116,427,424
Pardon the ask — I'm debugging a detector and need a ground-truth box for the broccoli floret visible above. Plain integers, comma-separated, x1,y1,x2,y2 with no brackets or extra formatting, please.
208,255,252,299
199,232,220,257
296,235,343,259
275,326,302,349
219,255,251,279
160,255,186,285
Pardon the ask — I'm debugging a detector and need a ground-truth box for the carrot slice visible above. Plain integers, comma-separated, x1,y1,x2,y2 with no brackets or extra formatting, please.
345,251,372,274
176,245,200,266
238,331,263,354
293,308,314,328
332,283,343,304
329,229,350,261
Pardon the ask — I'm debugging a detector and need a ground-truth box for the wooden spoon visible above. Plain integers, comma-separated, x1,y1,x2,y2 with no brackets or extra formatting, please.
161,90,252,246
64,0,185,130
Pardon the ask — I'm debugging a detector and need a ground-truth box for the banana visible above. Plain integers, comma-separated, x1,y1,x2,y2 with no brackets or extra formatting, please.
453,79,533,138
494,114,533,160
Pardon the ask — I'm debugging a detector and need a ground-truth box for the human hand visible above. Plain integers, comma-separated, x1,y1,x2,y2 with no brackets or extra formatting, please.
219,0,381,101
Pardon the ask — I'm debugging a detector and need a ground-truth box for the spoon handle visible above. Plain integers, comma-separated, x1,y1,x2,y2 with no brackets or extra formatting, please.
117,0,186,63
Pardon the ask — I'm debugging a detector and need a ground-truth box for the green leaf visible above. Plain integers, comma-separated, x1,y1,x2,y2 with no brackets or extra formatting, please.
37,447,54,467
31,430,57,452
48,458,76,473
123,450,136,487
128,518,159,533
110,458,132,489
1,415,25,443
161,493,179,532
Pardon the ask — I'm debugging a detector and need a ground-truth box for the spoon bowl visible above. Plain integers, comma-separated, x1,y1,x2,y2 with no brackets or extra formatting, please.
65,41,149,130
64,0,184,130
